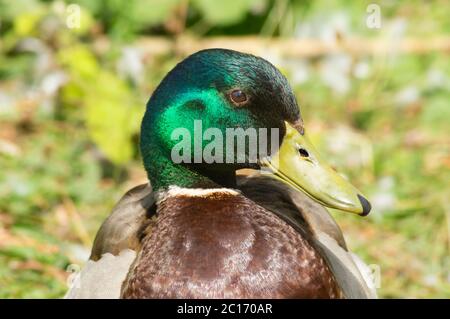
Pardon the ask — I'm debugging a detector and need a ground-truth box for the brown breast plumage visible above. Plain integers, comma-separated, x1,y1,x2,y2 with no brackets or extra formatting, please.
121,188,342,298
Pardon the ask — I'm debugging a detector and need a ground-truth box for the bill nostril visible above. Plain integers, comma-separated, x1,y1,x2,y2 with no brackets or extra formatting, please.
298,148,309,158
357,194,372,216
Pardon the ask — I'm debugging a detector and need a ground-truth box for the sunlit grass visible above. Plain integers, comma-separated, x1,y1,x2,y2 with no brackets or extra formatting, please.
0,0,449,298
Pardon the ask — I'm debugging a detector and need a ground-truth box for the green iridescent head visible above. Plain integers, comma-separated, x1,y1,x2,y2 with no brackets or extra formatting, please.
140,49,300,187
140,49,371,215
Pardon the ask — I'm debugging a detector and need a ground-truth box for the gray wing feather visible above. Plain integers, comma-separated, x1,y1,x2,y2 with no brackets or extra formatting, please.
65,249,136,299
89,183,154,261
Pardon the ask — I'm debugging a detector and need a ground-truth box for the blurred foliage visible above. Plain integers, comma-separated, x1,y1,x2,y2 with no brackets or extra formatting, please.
0,0,449,298
58,45,142,163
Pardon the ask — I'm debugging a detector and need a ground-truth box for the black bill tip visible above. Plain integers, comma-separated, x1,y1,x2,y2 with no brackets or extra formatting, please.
357,194,372,216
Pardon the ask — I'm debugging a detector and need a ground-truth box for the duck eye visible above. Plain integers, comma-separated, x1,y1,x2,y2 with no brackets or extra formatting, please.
298,148,309,158
230,89,247,104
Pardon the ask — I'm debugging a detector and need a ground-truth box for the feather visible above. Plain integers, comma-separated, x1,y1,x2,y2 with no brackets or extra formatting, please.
72,173,375,299
64,249,136,299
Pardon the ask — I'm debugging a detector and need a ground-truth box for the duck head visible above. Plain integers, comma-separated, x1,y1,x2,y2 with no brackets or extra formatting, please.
140,49,371,216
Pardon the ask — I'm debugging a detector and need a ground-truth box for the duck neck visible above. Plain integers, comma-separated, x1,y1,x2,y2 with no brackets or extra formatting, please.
144,147,237,191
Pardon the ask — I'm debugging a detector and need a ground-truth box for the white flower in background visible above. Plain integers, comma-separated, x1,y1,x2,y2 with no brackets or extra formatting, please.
294,11,350,44
293,12,354,94
6,173,32,197
426,69,448,89
283,59,310,85
319,12,350,43
320,54,352,94
423,274,439,287
117,46,144,85
0,139,21,157
0,92,15,116
395,86,420,106
41,71,68,96
388,18,407,40
250,0,267,15
371,176,397,216
384,18,407,59
17,38,53,78
52,0,66,15
324,126,373,169
353,60,371,79
39,72,68,114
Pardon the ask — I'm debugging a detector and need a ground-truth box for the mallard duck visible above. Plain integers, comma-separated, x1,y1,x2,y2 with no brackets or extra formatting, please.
66,49,375,299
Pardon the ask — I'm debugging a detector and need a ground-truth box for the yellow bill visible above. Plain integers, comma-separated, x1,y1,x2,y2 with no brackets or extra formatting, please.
261,122,371,216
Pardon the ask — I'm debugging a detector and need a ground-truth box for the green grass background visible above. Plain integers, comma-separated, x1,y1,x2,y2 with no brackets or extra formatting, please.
0,0,449,298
